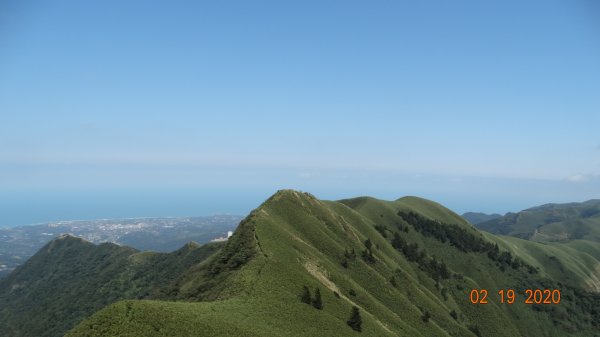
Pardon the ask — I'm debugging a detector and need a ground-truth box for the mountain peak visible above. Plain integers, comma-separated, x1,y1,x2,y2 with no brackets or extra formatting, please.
45,234,91,252
56,233,83,241
269,189,316,202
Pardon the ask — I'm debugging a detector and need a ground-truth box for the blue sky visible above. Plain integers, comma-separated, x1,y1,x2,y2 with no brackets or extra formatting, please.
1,1,599,225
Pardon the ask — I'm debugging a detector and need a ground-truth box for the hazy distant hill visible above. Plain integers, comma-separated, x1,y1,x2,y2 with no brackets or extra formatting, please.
2,191,599,337
461,212,502,225
0,215,241,277
477,200,600,242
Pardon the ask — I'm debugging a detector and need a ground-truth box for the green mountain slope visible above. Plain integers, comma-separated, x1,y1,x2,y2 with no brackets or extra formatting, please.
477,200,600,242
482,234,600,292
0,235,221,337
68,190,600,337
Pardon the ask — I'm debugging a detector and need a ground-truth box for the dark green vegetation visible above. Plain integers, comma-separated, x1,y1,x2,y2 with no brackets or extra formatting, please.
347,306,362,331
396,211,536,275
461,212,502,226
0,235,222,337
2,191,600,336
477,199,600,242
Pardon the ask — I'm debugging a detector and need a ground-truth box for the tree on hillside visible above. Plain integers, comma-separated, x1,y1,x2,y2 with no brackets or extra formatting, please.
312,287,323,310
441,287,449,301
469,324,482,337
374,225,388,238
361,249,376,264
392,232,406,250
440,260,450,279
300,286,311,304
347,306,362,332
364,238,373,250
362,238,376,263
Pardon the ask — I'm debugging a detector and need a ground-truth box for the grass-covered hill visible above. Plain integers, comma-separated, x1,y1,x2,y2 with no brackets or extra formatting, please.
0,235,222,337
67,190,600,337
477,199,600,242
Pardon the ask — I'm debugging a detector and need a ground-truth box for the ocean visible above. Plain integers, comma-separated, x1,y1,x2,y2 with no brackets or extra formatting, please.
0,188,265,228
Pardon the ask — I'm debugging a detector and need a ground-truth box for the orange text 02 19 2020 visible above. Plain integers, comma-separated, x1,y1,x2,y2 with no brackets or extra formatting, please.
469,289,561,305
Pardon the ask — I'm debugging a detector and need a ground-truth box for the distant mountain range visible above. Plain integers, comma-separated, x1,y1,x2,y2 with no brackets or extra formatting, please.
476,200,600,242
1,191,598,337
0,215,241,277
461,212,502,225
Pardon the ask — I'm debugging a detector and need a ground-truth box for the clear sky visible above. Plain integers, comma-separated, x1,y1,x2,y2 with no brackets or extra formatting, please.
1,0,599,226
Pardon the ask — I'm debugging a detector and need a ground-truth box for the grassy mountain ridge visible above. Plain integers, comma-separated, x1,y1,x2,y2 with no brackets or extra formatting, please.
341,195,600,291
67,190,600,336
0,235,222,337
394,196,475,230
